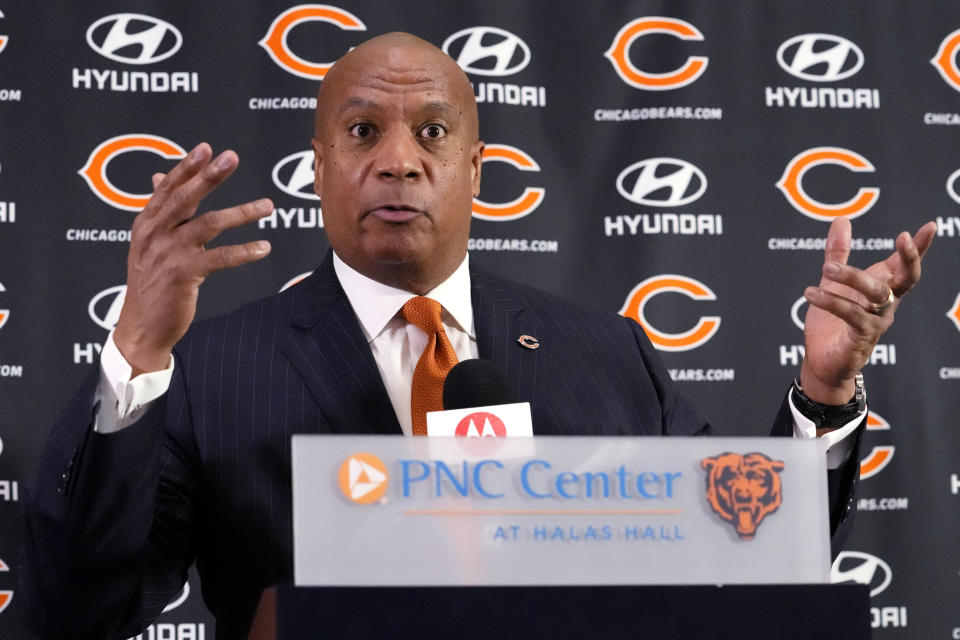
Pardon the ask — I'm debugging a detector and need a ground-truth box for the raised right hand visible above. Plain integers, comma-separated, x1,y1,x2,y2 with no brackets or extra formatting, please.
113,143,273,376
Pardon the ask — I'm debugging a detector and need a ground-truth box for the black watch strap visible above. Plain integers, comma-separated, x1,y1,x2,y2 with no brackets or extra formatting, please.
791,373,866,429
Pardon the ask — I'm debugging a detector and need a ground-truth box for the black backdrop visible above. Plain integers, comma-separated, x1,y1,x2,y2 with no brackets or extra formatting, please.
1,1,959,637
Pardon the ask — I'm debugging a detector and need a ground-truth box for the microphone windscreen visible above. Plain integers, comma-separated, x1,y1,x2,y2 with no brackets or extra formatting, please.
442,359,516,410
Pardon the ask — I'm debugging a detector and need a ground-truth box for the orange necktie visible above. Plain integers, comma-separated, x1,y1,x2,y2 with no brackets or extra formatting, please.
402,296,459,436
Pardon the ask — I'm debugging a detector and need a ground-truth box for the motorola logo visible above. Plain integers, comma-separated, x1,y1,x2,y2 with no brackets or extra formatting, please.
443,26,531,76
86,14,183,65
777,34,864,82
272,151,320,201
616,158,707,207
88,285,126,331
831,551,892,597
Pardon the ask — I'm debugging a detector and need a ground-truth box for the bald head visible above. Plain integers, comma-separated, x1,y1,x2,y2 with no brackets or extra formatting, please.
315,32,479,141
308,31,485,294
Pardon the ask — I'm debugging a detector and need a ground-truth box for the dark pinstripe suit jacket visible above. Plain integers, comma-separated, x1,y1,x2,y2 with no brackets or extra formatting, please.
21,252,861,639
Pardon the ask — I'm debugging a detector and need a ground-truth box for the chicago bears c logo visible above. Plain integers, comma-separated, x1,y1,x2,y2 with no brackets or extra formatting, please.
604,17,708,90
78,134,186,211
472,144,544,221
932,28,960,92
776,147,879,221
701,452,784,540
0,10,8,55
259,4,366,80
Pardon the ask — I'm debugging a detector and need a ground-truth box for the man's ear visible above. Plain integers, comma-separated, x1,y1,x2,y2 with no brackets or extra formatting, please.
311,137,324,198
471,140,484,198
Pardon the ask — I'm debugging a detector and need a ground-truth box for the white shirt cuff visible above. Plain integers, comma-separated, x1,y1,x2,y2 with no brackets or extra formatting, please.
789,391,864,470
94,330,174,433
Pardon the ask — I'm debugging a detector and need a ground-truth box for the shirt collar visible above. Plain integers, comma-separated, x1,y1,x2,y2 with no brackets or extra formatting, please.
332,251,475,342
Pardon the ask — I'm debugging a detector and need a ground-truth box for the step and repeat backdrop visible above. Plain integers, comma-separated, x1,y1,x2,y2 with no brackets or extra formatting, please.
1,1,959,637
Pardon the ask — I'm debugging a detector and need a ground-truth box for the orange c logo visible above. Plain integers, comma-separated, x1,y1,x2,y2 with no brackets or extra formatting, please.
472,144,544,221
859,412,894,480
604,17,708,90
79,134,186,212
259,4,366,80
619,275,720,351
338,453,388,505
947,292,960,332
776,147,879,221
0,10,7,55
932,29,960,91
0,556,10,615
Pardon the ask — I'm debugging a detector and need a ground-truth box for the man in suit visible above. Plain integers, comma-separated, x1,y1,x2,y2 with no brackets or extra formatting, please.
21,33,936,639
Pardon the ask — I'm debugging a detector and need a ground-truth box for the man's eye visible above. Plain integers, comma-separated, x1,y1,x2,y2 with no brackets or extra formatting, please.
349,123,373,138
419,124,446,139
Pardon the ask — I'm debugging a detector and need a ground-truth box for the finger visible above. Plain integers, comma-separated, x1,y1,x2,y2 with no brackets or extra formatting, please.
822,217,852,271
805,286,882,335
913,220,937,258
153,150,241,228
178,198,274,246
822,261,892,305
888,231,921,296
151,173,166,190
147,142,212,212
194,240,272,277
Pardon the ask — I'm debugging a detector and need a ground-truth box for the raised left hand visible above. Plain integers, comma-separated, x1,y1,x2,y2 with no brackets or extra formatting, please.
800,217,937,405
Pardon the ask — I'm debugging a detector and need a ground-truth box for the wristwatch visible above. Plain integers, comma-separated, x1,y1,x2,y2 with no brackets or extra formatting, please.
791,372,866,430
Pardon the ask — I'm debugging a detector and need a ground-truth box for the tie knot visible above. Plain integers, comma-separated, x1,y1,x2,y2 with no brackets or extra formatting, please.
402,296,444,334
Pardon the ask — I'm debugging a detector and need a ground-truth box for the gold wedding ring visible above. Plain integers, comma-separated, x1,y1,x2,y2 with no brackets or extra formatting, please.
869,288,895,314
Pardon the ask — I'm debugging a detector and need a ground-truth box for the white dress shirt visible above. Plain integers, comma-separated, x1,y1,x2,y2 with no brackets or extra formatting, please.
93,251,860,467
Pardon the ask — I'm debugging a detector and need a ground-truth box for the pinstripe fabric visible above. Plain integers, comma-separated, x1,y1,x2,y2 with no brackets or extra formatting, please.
22,251,845,640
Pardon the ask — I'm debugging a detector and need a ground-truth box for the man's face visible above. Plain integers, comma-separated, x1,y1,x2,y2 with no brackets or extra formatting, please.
312,36,483,293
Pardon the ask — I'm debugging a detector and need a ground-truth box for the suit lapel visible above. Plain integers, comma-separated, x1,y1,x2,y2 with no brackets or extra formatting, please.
470,267,539,406
280,254,401,435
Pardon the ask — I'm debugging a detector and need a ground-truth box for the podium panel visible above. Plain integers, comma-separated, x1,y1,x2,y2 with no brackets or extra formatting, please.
249,584,870,640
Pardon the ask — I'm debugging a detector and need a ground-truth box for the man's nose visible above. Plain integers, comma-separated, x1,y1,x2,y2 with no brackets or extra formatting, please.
375,130,422,179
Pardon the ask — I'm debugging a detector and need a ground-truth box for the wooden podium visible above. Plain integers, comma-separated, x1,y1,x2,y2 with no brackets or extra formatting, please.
248,583,870,639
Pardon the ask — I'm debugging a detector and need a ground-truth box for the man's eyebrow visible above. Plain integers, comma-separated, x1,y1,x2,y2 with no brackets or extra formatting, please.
338,97,379,115
336,98,459,119
420,101,458,120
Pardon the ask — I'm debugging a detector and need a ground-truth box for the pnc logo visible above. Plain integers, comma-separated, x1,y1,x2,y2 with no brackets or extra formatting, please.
442,26,531,77
88,285,126,331
619,275,719,351
472,144,544,221
0,557,11,615
86,13,183,65
455,412,507,437
947,292,960,332
777,34,864,82
259,4,366,80
616,158,707,207
701,452,784,541
272,150,320,201
776,147,879,221
79,134,186,212
604,17,708,90
338,453,388,505
860,412,894,480
947,168,960,205
831,551,892,597
931,28,960,92
0,10,8,56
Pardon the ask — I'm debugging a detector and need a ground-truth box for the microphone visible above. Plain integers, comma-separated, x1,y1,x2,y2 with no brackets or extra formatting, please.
443,359,516,410
427,359,532,437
